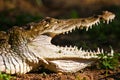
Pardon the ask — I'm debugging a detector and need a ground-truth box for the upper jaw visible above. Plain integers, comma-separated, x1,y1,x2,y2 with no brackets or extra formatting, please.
42,11,115,36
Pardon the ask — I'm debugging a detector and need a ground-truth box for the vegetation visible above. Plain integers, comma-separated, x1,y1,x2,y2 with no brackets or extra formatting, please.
97,52,120,76
0,72,12,80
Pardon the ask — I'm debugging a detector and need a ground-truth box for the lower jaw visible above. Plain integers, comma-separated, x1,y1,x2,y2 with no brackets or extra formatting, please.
44,59,95,73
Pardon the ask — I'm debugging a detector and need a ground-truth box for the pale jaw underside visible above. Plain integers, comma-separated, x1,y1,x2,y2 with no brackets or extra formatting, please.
44,60,94,73
28,34,113,73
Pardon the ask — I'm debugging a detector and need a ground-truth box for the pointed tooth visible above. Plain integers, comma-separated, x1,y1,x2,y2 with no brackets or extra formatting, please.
30,25,33,29
86,50,88,53
107,20,109,24
77,26,80,29
110,49,114,56
74,46,78,52
74,27,76,30
66,31,69,34
70,29,72,33
97,48,100,53
110,19,113,22
65,45,67,48
90,50,92,53
101,49,104,53
69,45,72,48
93,50,96,53
111,49,114,54
80,26,84,29
73,46,76,49
90,25,92,29
96,22,99,25
86,27,89,31
73,46,76,50
65,46,68,50
98,21,100,24
79,47,82,51
63,32,65,34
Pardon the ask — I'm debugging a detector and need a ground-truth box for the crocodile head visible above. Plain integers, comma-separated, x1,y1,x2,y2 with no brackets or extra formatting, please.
0,11,115,74
27,11,115,73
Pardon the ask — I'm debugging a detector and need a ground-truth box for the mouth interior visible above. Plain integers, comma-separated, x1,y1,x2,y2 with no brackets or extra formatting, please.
52,28,92,50
51,25,112,53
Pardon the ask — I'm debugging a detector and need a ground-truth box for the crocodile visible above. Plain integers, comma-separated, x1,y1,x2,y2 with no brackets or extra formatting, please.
0,11,115,74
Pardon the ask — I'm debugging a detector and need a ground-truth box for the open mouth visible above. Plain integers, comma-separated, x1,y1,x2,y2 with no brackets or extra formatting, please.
46,11,116,55
51,25,110,53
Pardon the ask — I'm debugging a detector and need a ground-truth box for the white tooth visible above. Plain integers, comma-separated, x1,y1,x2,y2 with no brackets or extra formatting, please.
66,31,69,34
90,50,92,53
110,49,114,56
65,45,67,48
86,27,89,31
57,46,60,48
30,25,33,29
97,48,100,53
72,27,76,31
103,21,105,23
69,45,72,48
107,20,109,24
110,19,113,22
75,46,78,52
90,25,92,29
60,47,63,50
96,22,99,25
93,50,96,53
79,47,82,51
101,49,104,53
63,32,65,34
111,49,114,54
70,29,72,32
80,26,84,29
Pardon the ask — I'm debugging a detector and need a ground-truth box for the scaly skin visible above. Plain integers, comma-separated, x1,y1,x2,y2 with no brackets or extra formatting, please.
0,11,115,74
